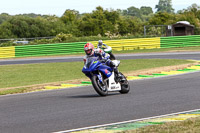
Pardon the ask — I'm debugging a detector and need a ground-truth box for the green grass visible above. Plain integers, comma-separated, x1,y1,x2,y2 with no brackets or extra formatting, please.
0,59,194,89
0,88,27,95
0,62,84,88
124,117,200,133
119,59,193,73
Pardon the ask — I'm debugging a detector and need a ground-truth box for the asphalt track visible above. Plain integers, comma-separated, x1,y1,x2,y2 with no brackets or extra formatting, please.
0,52,200,133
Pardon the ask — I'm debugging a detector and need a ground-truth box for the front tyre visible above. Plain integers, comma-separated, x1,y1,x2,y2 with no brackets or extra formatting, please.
91,75,108,96
119,72,130,94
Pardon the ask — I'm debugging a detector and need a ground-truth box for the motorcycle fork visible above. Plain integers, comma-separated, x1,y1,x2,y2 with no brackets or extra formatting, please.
97,72,104,84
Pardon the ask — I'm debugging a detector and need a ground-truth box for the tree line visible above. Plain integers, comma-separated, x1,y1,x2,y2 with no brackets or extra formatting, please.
0,0,200,41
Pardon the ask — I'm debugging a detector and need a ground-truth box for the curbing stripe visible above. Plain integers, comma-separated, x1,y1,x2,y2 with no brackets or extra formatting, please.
44,86,68,90
127,76,144,80
161,71,186,75
61,84,89,87
53,109,200,133
187,66,200,70
81,81,92,84
152,73,168,76
138,75,157,78
61,84,82,87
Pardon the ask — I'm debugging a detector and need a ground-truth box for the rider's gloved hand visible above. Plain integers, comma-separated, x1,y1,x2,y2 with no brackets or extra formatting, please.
94,48,103,54
100,58,107,63
104,53,110,60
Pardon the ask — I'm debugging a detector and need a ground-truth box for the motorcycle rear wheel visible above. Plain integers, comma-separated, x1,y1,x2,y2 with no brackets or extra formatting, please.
91,75,108,96
118,72,130,94
109,52,116,60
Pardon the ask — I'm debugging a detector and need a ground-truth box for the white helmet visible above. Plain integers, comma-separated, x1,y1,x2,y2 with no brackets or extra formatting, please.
98,40,103,46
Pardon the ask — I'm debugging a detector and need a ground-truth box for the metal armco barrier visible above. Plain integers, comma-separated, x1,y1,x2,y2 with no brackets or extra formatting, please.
15,42,86,57
161,35,200,48
91,37,160,51
0,46,15,58
0,35,200,59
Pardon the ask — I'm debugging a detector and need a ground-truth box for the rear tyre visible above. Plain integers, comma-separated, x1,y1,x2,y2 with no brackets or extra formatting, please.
109,52,116,60
91,75,108,96
119,72,130,94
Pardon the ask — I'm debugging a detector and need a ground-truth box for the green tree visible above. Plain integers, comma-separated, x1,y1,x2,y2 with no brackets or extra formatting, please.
0,22,16,39
123,6,141,18
117,18,129,35
148,12,176,25
104,9,119,25
79,13,97,36
126,17,143,35
78,6,120,36
91,6,107,35
140,6,153,15
60,9,80,35
176,12,200,28
140,6,154,21
186,4,200,20
0,13,11,24
176,3,200,29
155,0,174,13
60,9,79,24
0,15,67,38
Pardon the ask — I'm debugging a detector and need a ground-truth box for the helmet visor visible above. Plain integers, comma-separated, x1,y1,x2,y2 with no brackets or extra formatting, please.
85,49,92,55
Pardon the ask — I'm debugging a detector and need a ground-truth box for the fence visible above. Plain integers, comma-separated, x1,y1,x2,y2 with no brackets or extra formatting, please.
15,42,86,57
0,35,200,59
161,35,200,48
0,46,15,58
91,37,160,51
0,36,55,43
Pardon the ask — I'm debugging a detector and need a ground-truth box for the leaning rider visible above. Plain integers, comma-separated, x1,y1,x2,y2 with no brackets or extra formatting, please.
83,42,109,64
97,40,109,49
97,40,116,60
83,42,122,79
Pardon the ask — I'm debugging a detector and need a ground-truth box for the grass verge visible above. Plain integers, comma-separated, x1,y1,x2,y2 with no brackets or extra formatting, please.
0,59,196,95
124,117,200,133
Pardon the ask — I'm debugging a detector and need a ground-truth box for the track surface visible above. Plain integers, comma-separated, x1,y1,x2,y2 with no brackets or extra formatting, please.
1,72,200,133
0,52,200,133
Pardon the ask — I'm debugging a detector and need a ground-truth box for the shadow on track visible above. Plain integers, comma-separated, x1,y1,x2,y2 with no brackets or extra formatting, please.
68,93,120,99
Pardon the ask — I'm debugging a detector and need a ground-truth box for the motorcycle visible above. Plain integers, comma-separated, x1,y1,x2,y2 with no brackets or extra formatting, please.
82,56,130,96
102,46,116,60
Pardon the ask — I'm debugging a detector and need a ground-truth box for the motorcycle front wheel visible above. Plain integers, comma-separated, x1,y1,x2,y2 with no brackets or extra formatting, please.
91,75,108,96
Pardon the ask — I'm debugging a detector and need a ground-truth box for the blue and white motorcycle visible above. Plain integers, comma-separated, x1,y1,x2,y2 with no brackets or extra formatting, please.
82,57,130,96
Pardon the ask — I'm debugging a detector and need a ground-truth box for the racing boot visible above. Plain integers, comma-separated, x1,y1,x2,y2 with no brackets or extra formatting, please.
110,60,125,81
114,68,124,80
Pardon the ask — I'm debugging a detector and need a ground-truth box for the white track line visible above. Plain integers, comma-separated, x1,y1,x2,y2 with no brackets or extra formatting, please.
54,108,200,133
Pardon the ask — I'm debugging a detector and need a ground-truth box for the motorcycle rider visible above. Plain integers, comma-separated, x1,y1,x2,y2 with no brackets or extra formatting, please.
84,42,122,79
97,40,109,49
97,40,116,60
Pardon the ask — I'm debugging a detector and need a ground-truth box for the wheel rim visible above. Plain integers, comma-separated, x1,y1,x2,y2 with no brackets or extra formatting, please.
97,79,107,92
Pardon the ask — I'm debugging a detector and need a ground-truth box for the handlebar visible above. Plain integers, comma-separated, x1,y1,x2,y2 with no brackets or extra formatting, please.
99,59,107,63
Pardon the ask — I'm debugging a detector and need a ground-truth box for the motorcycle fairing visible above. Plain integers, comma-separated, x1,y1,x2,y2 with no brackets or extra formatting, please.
107,72,121,91
97,65,113,78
